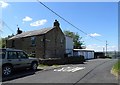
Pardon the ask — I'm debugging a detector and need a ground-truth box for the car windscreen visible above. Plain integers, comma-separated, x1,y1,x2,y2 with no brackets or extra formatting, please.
0,50,6,59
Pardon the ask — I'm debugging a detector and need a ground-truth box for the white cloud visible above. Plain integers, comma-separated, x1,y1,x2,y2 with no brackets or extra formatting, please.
0,1,9,8
30,19,47,27
87,44,117,52
23,16,32,22
88,33,101,37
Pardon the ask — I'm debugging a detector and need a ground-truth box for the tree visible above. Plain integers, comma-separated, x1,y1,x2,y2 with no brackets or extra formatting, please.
64,30,85,49
0,38,7,48
0,34,14,48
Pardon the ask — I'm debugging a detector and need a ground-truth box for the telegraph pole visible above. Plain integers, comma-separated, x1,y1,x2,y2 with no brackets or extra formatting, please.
105,40,108,56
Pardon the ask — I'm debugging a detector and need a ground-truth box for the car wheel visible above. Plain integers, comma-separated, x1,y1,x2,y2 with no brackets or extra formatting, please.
2,65,13,76
31,62,38,71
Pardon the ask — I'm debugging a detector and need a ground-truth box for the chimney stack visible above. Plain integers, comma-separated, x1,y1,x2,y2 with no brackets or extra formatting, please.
53,20,60,27
17,25,22,34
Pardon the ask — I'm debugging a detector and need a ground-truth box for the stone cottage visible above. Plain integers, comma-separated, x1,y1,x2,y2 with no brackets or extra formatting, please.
6,20,65,59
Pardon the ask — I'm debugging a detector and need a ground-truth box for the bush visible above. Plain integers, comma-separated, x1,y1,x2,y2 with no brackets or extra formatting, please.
79,55,85,62
64,53,68,58
65,55,85,64
39,58,65,65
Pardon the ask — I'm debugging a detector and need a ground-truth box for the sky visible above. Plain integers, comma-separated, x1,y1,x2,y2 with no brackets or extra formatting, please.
0,1,118,52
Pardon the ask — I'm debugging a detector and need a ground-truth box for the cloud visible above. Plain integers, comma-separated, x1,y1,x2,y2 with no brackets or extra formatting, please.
87,44,117,51
30,19,47,27
0,1,9,8
23,16,32,22
88,33,101,37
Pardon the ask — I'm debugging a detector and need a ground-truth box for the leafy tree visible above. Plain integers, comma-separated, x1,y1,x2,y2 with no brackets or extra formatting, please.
64,30,85,49
0,38,6,48
0,34,14,48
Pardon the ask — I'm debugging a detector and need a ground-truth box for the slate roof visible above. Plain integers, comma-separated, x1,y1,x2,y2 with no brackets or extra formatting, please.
74,49,94,52
9,27,52,40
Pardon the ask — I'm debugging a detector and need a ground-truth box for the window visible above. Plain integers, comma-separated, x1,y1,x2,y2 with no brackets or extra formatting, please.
60,38,63,43
7,51,18,59
31,36,36,46
18,52,28,59
32,51,36,57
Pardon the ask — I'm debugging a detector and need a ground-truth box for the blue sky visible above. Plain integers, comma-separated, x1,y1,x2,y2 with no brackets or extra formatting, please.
0,1,118,51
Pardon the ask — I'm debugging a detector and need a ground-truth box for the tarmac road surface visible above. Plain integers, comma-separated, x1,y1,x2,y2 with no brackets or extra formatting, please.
2,59,119,85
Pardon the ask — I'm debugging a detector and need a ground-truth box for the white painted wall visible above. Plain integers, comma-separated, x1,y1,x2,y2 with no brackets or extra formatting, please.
65,36,73,57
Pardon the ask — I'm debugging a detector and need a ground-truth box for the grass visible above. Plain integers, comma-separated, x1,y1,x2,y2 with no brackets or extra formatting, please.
111,60,120,77
38,64,49,67
38,64,60,67
51,64,61,68
52,64,59,67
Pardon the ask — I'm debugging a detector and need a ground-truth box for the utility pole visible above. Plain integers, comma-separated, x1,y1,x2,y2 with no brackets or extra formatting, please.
105,40,108,56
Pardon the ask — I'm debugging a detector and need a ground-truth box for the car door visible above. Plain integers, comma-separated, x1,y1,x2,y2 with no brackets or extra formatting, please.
7,51,21,68
17,51,31,68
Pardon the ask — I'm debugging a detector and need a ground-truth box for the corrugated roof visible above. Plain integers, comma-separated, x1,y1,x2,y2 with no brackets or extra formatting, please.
74,49,94,52
9,27,52,40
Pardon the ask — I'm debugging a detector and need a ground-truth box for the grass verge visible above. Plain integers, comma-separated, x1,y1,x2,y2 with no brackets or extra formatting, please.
111,60,120,77
38,64,60,68
38,64,48,67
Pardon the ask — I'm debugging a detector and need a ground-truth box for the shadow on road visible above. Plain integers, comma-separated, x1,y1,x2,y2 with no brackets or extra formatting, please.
2,69,43,82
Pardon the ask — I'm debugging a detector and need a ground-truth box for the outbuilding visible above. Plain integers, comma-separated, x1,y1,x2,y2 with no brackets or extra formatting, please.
73,49,94,59
65,36,73,57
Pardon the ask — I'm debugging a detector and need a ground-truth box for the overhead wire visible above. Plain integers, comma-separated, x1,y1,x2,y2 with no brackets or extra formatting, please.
36,0,105,43
0,19,15,33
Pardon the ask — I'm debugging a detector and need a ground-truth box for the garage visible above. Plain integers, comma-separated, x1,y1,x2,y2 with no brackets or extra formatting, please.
73,49,94,59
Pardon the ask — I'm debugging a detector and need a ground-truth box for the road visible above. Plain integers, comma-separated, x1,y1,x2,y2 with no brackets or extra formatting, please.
2,59,119,84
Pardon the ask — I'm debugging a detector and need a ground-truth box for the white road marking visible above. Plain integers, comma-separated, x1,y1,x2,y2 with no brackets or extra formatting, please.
54,67,85,72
